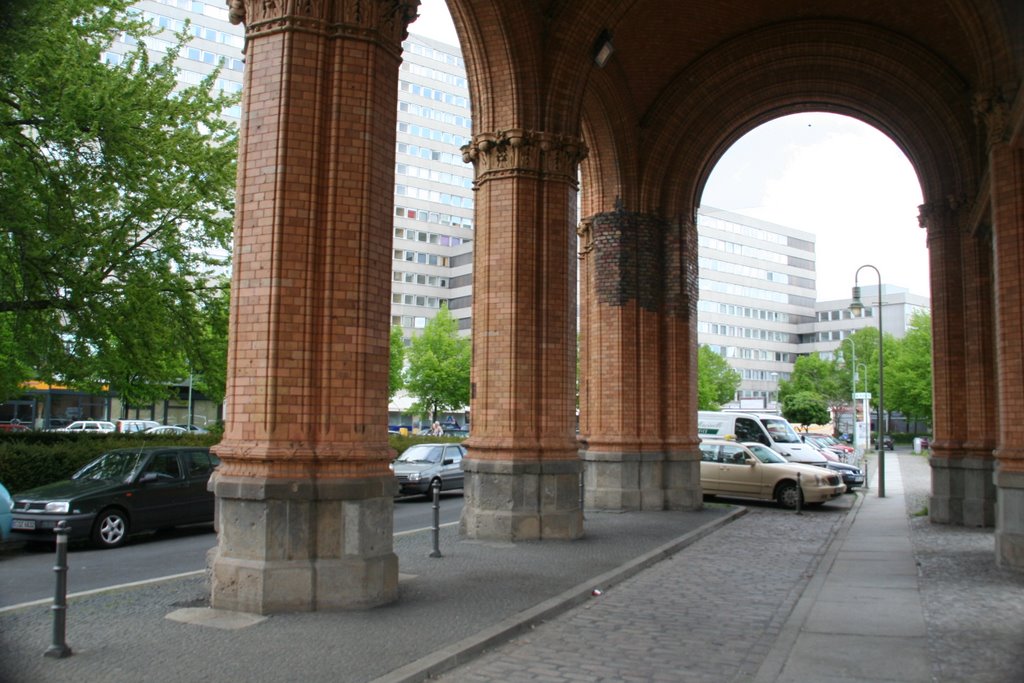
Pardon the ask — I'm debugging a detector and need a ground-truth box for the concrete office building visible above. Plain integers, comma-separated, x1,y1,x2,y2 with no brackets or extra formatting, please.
696,207,818,410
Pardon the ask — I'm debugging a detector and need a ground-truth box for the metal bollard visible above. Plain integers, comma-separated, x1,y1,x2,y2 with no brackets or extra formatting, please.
863,461,870,490
795,473,803,515
578,470,585,517
45,521,73,659
429,483,442,558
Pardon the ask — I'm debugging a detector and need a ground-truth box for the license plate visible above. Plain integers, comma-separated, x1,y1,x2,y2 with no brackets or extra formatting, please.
12,519,36,530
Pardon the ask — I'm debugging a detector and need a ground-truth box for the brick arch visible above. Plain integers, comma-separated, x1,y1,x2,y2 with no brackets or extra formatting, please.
634,19,978,217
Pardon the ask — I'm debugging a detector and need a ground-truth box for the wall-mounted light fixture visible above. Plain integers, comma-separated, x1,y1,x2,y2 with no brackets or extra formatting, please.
594,31,614,67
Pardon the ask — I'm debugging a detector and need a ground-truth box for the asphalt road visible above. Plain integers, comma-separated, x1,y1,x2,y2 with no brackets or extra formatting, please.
0,492,463,610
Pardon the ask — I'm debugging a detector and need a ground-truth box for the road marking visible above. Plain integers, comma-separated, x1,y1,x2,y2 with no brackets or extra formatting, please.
0,570,205,614
0,521,461,614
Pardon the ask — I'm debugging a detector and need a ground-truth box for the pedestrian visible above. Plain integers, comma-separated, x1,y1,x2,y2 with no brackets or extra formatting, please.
431,421,444,436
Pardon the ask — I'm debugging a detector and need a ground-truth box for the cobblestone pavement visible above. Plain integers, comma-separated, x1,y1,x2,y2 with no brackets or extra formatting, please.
900,454,1024,683
438,454,1024,683
437,498,852,683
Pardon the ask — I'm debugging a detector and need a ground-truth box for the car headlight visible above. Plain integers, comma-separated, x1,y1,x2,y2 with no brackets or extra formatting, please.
407,472,421,481
45,502,70,513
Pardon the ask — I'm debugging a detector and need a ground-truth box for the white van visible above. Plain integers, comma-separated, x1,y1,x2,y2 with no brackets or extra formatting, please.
697,411,828,465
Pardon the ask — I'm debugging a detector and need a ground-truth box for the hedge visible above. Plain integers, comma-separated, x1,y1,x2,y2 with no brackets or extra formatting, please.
0,431,464,494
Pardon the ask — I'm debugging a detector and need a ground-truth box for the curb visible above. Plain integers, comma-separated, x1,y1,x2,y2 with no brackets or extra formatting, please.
372,506,749,683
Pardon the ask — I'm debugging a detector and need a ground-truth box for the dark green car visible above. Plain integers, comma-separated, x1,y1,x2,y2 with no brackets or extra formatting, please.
9,447,219,549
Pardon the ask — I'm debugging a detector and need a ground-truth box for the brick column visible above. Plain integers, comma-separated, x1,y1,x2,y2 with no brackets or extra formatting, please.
459,130,586,540
209,0,417,613
921,199,996,526
991,142,1024,570
578,206,701,510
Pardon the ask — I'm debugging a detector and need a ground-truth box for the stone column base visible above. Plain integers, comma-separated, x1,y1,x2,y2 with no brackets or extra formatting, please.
209,475,398,614
580,450,701,511
929,454,996,527
459,458,583,540
995,468,1024,573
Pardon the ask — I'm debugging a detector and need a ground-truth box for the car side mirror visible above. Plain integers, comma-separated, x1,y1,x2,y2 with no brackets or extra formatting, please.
443,458,454,465
138,472,160,484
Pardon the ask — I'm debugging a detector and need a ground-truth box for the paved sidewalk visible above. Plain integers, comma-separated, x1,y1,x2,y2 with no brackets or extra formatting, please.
1,452,1022,683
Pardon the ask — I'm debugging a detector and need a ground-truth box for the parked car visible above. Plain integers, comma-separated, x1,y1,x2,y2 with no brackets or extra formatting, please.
145,425,190,435
117,419,161,433
9,447,219,548
699,439,846,509
390,443,466,498
822,460,865,491
0,482,12,542
881,435,895,450
58,420,116,433
172,424,209,434
0,422,30,432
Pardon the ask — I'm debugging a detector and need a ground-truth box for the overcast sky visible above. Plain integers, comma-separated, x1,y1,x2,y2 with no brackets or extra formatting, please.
410,1,930,302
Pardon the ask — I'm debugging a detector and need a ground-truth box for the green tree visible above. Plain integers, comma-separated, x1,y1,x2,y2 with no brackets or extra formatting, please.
389,326,405,401
887,311,932,427
697,345,741,410
0,0,238,402
404,305,471,420
781,390,830,429
779,354,846,419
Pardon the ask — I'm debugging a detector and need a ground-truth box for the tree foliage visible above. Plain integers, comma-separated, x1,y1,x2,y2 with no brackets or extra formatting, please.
781,390,830,429
779,354,846,417
697,345,741,410
0,0,237,404
404,305,471,420
886,311,932,426
389,326,405,401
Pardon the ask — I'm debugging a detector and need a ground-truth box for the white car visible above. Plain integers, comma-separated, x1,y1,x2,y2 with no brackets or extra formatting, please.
699,439,846,509
60,420,116,433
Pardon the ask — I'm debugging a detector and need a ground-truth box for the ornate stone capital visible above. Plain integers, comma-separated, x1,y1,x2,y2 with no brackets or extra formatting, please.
462,129,588,187
227,0,420,44
919,194,968,243
973,89,1010,150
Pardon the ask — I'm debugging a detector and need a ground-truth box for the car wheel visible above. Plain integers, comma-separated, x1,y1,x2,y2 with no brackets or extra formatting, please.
775,481,801,510
91,509,129,549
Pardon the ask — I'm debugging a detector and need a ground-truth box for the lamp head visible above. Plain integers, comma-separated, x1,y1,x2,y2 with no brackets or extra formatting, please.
849,285,864,314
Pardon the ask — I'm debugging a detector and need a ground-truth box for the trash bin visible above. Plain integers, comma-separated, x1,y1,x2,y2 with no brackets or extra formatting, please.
913,437,922,454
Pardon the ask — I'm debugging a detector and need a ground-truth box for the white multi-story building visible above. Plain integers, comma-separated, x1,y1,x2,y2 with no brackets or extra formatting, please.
391,34,475,340
696,207,818,409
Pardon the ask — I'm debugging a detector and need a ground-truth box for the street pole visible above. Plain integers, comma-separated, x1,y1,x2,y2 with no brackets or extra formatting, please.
851,266,885,498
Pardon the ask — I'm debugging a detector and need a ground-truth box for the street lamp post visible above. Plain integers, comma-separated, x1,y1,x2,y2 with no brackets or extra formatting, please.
840,338,858,449
850,266,885,498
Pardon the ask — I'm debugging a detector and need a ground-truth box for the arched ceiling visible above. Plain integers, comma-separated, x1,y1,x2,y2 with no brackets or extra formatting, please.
444,0,1022,217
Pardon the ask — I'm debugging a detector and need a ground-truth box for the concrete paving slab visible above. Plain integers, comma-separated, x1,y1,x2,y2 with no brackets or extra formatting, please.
775,633,931,683
803,589,927,636
164,607,267,630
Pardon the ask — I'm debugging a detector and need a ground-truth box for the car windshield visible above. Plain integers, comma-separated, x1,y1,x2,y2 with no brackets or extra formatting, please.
396,445,443,464
761,418,801,444
73,451,147,483
746,444,787,464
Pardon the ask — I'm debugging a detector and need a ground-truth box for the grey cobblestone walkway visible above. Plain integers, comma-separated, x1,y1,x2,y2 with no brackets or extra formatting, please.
437,501,851,683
